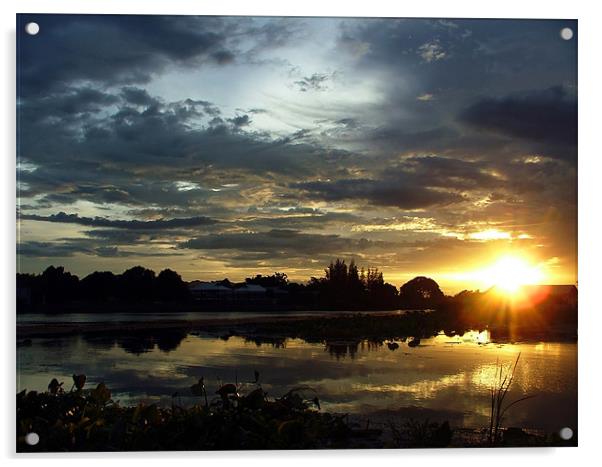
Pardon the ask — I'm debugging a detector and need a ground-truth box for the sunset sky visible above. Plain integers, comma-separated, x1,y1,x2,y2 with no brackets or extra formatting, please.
16,15,577,293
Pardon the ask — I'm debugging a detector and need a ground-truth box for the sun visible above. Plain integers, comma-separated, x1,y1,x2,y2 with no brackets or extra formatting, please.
479,255,544,293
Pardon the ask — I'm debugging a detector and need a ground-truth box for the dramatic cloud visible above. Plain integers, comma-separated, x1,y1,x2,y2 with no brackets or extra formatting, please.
18,86,346,210
181,229,392,265
18,241,89,258
17,240,180,258
460,86,577,159
16,15,577,289
291,155,514,209
17,15,242,96
121,87,159,107
294,178,463,210
18,212,218,230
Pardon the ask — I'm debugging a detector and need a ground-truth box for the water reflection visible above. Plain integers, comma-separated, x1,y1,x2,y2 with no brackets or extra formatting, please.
17,330,576,433
39,327,498,359
244,336,287,349
81,330,188,355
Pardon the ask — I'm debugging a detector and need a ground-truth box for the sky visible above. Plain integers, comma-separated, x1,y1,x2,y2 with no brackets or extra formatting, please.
16,15,577,293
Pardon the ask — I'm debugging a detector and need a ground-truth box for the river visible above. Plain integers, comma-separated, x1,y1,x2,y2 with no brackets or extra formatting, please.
17,322,576,433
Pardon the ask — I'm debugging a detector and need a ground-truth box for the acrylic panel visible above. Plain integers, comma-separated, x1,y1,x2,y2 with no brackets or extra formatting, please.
16,14,577,451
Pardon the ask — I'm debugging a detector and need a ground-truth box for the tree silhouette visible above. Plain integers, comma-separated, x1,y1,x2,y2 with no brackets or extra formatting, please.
364,267,384,291
310,259,399,309
399,276,444,309
80,271,117,302
16,262,472,314
325,259,349,287
118,266,156,302
245,273,288,288
40,266,79,304
155,269,189,301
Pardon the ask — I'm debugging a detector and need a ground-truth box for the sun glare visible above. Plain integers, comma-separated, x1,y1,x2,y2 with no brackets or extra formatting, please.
478,255,544,293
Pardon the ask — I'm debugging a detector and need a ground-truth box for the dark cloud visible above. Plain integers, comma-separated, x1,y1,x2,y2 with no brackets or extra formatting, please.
19,212,218,229
211,50,235,65
291,155,490,210
182,229,389,256
19,87,339,183
331,18,577,165
93,246,178,258
18,88,346,209
18,241,87,258
120,87,159,107
399,155,504,191
460,86,577,158
82,229,147,243
17,15,309,97
228,114,251,127
294,177,463,210
334,118,359,128
17,15,241,96
288,154,531,211
241,211,361,231
22,87,119,121
18,239,182,258
242,17,307,53
338,18,576,94
294,73,333,92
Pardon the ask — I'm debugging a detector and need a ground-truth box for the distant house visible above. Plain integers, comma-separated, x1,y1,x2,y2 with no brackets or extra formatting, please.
188,280,289,308
188,281,233,300
233,284,267,301
264,286,289,297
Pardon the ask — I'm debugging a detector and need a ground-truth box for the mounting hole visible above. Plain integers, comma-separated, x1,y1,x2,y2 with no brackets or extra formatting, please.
560,27,573,41
559,427,573,440
25,22,40,36
25,432,40,446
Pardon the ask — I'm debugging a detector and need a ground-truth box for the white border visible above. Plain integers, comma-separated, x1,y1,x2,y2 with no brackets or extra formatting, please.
3,0,602,465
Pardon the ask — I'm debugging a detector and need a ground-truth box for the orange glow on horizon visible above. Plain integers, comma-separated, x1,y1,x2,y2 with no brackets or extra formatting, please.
447,254,546,296
483,256,544,293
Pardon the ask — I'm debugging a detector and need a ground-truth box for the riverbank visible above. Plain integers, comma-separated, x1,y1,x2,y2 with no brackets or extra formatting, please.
17,311,405,338
17,310,577,344
17,379,575,451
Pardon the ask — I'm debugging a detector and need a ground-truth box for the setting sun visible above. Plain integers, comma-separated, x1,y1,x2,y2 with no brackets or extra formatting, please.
445,254,547,294
477,255,544,293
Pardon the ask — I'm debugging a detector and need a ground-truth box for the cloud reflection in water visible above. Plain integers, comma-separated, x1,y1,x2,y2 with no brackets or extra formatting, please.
17,331,576,432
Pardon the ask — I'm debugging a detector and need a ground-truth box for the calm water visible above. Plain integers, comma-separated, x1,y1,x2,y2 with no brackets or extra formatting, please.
17,309,409,324
16,329,577,432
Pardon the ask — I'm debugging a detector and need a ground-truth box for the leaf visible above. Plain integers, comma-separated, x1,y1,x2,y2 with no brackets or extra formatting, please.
91,382,111,404
242,388,265,409
48,378,63,395
216,383,237,398
72,374,87,391
190,378,205,397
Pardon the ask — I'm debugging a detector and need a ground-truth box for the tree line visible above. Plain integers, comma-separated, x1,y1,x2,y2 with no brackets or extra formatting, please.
16,259,447,312
17,265,189,307
17,260,576,325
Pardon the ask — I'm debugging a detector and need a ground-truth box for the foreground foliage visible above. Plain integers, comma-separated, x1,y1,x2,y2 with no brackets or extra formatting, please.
17,377,352,452
17,373,574,451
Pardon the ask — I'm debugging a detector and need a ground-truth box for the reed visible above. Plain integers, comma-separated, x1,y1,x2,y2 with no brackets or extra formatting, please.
487,352,535,445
